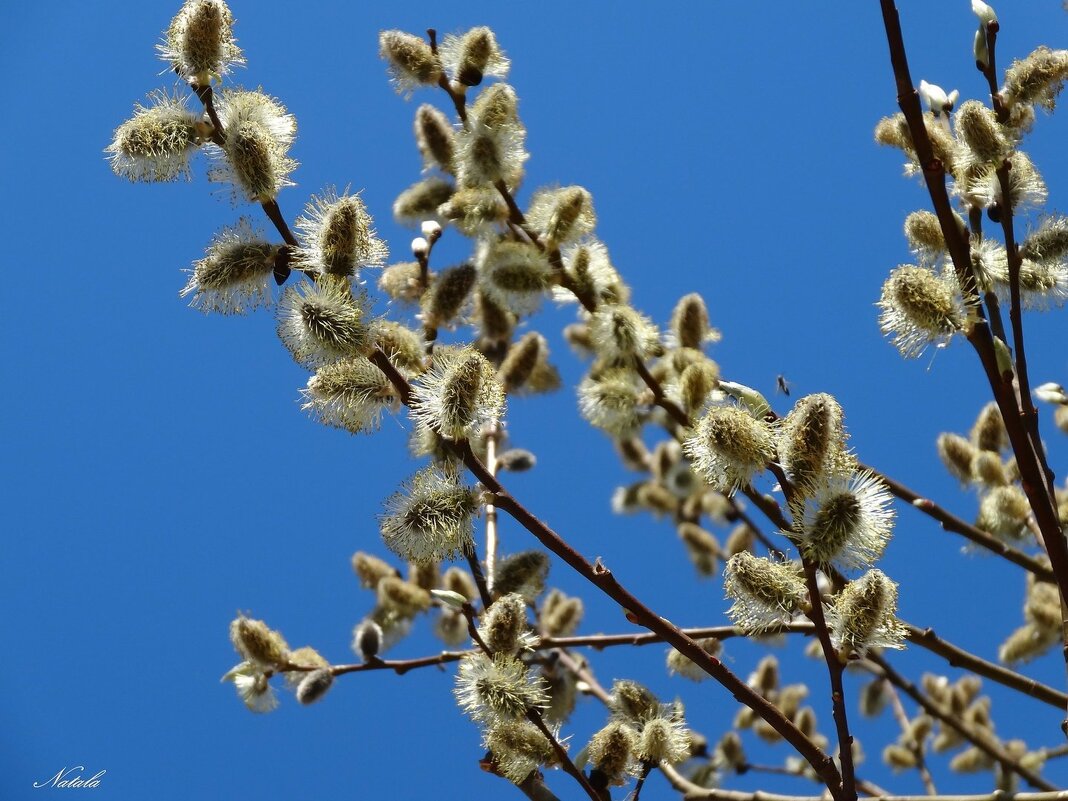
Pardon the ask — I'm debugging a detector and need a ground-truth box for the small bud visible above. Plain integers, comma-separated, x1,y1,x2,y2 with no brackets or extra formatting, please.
678,361,719,415
435,608,469,646
541,589,584,637
827,569,907,658
471,83,519,129
411,346,505,440
971,402,1008,452
160,0,243,84
352,619,384,660
1035,382,1068,405
1002,46,1068,112
1056,405,1068,433
677,522,720,577
379,30,442,95
210,90,297,202
414,104,455,173
611,680,661,723
684,404,776,493
956,100,1009,164
877,265,964,358
750,656,779,693
352,551,400,588
725,523,755,556
976,485,1031,540
378,262,423,304
525,186,597,246
919,80,954,115
394,177,454,224
974,27,990,70
724,553,808,632
666,638,722,682
586,721,638,786
498,332,546,393
411,237,429,259
380,466,480,563
180,219,278,314
671,293,718,349
277,278,370,367
421,219,443,242
422,263,477,328
1000,622,1058,664
718,381,771,420
372,320,426,376
480,593,531,654
951,746,994,774
430,589,466,610
442,566,479,602
971,451,1008,487
937,432,978,483
497,448,537,472
883,744,918,771
440,27,509,87
296,668,334,705
972,1,998,25
493,552,549,601
106,91,205,183
229,615,289,668
222,662,278,713
778,393,847,496
859,679,888,717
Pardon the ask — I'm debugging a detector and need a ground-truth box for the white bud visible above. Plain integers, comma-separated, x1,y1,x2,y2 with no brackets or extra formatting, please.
1034,382,1068,405
993,336,1014,378
718,380,771,419
974,27,989,68
431,589,469,609
972,1,998,25
411,236,430,258
919,80,953,115
421,219,443,242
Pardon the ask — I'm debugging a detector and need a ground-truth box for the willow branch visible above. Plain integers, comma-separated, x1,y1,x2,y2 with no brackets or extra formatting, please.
901,623,1067,709
659,760,1068,801
278,649,470,678
877,0,1068,639
540,622,815,651
868,653,1056,792
862,463,1055,581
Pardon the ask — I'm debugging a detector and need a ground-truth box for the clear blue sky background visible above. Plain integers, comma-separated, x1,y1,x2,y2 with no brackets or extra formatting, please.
2,2,1067,799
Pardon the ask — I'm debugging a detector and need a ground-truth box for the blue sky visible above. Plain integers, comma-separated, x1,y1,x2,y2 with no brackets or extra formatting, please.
3,1,1067,799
